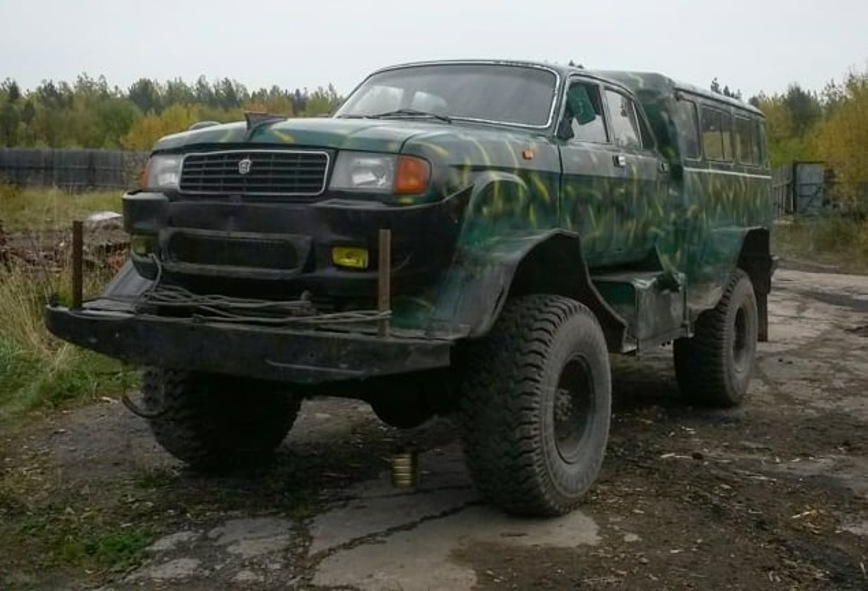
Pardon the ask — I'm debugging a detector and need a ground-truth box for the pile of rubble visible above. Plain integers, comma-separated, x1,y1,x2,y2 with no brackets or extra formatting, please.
1,212,129,273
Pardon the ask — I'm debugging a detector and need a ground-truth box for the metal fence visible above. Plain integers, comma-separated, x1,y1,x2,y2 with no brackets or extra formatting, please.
0,148,148,191
772,161,827,217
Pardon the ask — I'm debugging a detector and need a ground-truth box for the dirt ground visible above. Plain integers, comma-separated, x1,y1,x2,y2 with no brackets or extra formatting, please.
1,266,866,591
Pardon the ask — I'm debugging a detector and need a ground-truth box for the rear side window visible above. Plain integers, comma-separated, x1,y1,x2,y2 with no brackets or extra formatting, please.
674,99,701,159
701,106,733,161
735,116,761,165
605,89,642,149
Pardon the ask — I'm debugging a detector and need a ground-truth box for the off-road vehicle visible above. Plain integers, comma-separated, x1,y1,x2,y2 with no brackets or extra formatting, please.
47,60,775,517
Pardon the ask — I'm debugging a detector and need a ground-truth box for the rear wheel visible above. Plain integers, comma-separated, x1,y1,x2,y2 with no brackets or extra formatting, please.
142,368,300,471
674,269,758,407
457,294,611,517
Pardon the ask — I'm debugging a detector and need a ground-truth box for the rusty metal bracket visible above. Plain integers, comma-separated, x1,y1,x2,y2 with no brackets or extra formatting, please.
378,229,391,337
72,220,83,309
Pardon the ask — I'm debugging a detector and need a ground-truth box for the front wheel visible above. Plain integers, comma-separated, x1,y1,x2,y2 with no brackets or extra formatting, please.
457,295,612,517
674,269,758,407
142,369,301,471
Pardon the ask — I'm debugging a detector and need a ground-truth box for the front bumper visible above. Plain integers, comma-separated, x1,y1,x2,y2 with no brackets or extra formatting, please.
124,188,470,300
45,304,452,384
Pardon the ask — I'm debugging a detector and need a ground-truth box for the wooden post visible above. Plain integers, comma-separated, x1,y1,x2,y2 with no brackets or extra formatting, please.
377,229,391,337
72,221,83,309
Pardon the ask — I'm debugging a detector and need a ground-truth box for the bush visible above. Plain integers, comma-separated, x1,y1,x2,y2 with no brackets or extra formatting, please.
773,214,868,273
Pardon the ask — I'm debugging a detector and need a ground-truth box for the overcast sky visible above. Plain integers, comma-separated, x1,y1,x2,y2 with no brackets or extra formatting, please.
1,0,865,99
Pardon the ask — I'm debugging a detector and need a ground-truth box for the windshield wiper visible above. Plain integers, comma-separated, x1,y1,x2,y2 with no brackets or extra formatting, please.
368,108,452,123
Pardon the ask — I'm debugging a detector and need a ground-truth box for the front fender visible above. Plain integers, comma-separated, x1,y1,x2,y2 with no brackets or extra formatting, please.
422,230,555,337
417,229,627,351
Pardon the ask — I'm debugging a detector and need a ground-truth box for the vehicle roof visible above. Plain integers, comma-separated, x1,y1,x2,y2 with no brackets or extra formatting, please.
589,70,764,117
373,60,764,117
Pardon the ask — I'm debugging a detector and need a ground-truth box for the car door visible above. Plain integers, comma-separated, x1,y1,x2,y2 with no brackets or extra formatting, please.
601,87,669,262
558,78,631,267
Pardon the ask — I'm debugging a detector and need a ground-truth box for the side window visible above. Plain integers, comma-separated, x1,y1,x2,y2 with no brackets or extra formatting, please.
565,82,608,143
636,107,655,149
674,99,701,159
735,116,760,165
604,89,642,149
700,106,733,161
721,112,733,160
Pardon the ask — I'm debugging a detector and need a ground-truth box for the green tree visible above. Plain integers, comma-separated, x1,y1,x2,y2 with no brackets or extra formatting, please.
782,83,822,137
129,78,163,114
814,70,868,208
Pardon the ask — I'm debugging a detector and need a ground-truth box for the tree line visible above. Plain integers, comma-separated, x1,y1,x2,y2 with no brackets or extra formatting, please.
742,69,867,207
1,68,866,205
0,74,342,152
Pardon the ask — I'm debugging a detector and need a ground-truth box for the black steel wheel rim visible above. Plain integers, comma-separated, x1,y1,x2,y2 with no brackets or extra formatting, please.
553,355,595,464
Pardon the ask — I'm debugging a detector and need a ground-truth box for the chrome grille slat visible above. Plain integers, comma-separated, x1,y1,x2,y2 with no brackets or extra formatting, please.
179,149,329,197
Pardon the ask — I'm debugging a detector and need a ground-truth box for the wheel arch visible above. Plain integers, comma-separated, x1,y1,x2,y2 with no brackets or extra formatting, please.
736,227,776,341
441,230,627,352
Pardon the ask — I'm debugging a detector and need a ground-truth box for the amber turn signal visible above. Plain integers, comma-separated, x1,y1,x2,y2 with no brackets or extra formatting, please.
394,156,431,195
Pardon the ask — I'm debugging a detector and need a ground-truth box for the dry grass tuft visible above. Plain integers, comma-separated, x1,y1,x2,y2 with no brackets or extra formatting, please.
0,186,134,423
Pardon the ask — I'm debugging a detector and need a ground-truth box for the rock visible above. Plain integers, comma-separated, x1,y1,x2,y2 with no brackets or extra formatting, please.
233,569,264,583
84,211,123,230
128,558,200,581
147,530,200,552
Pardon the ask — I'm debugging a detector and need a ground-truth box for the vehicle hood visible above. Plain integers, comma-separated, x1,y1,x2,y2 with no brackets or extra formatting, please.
151,117,465,154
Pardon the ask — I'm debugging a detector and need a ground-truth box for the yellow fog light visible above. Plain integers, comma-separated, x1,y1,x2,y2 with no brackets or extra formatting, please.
130,234,155,256
332,246,369,269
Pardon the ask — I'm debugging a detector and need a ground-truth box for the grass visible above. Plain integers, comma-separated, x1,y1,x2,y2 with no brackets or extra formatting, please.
0,447,158,583
0,183,124,232
0,185,135,424
773,214,868,274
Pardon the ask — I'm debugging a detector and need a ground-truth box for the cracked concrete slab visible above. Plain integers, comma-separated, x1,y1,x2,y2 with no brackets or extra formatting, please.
208,517,295,558
310,443,599,590
309,444,476,555
312,506,599,591
309,487,475,555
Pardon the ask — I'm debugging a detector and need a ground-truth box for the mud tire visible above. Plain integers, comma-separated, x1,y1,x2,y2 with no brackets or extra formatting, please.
674,269,758,407
142,368,300,471
457,295,612,517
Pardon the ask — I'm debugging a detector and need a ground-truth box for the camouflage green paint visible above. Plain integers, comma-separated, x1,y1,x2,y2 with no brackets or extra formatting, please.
599,71,772,312
145,62,772,340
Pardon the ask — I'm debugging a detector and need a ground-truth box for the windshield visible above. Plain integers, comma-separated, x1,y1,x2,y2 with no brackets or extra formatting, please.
335,64,558,127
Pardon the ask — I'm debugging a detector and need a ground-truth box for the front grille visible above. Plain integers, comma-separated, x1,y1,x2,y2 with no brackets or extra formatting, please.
166,231,307,270
179,150,329,196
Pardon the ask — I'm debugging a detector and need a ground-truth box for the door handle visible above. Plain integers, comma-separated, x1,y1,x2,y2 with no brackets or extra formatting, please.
613,154,627,168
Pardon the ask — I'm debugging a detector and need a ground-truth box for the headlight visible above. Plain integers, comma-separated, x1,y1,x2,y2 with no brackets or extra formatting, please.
142,154,183,191
329,152,430,195
330,152,395,193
